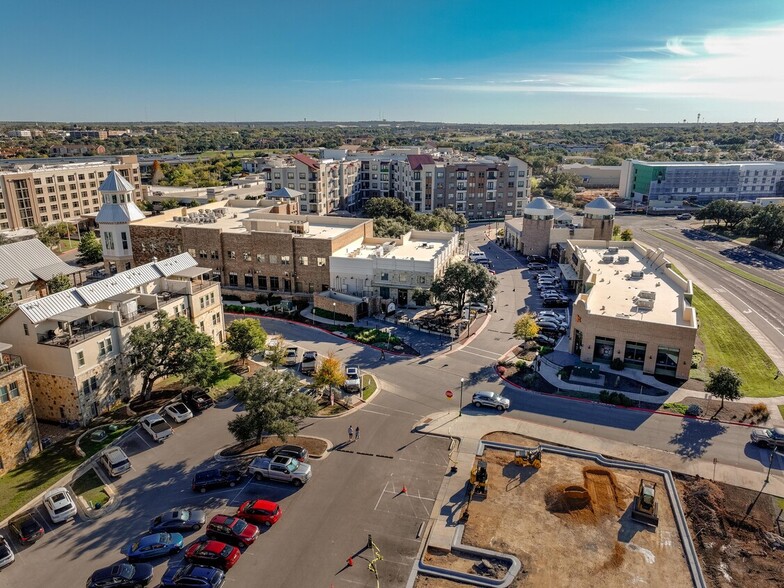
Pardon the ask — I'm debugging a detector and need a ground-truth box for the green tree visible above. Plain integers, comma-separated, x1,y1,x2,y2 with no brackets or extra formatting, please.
225,319,267,366
433,207,468,230
77,232,104,264
612,225,622,239
126,311,221,399
373,216,410,238
620,228,634,241
551,184,575,203
705,366,743,408
47,273,72,294
430,261,498,317
228,366,317,445
312,352,346,405
0,293,13,322
749,204,784,249
265,335,287,369
363,197,413,220
513,313,540,341
34,224,61,248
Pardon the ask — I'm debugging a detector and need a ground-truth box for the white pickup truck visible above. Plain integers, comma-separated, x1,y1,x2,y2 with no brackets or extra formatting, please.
248,455,312,487
139,413,173,443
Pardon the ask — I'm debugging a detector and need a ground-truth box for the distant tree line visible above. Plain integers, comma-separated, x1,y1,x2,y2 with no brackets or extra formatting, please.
363,197,468,238
696,199,784,250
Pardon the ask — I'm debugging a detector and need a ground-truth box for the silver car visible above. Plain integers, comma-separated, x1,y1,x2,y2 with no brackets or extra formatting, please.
0,535,15,569
750,426,784,448
472,391,511,411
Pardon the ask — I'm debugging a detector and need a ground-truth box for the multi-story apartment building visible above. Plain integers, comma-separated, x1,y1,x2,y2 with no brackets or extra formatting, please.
0,155,141,230
0,253,223,425
0,239,83,304
0,344,40,476
241,153,361,214
394,154,530,220
620,159,784,209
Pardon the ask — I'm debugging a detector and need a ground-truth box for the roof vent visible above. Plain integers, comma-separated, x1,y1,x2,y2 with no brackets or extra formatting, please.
617,255,629,264
607,247,619,254
629,270,644,279
638,290,656,300
602,255,614,263
636,298,655,310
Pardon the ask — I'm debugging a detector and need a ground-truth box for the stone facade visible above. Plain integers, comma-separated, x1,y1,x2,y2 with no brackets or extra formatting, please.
313,292,361,322
27,371,81,423
0,358,40,475
582,216,615,241
520,217,554,257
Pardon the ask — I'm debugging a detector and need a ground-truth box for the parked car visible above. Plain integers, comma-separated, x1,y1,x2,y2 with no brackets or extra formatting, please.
43,487,77,523
537,311,566,322
149,508,207,533
528,263,548,272
0,535,15,569
123,532,184,562
265,444,309,462
471,391,511,411
468,251,487,261
533,334,556,346
236,499,282,527
468,302,488,313
192,467,245,493
181,388,214,412
300,351,318,375
344,366,361,392
139,413,173,443
9,512,44,544
248,455,312,486
677,213,692,220
527,255,549,264
184,539,241,571
543,298,570,308
101,446,131,477
86,563,154,588
164,402,194,423
160,563,225,587
750,426,784,448
283,347,299,366
536,320,565,332
205,515,260,548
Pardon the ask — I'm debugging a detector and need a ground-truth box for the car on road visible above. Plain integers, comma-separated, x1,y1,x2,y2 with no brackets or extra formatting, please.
86,563,154,588
265,444,309,462
248,455,312,486
0,535,15,569
149,508,207,533
160,563,225,587
527,255,549,264
43,487,77,523
676,213,692,220
205,515,260,548
344,366,361,392
185,539,240,571
236,499,282,527
468,251,488,261
181,388,214,412
533,334,557,346
750,426,784,448
191,466,245,493
9,512,44,544
123,532,184,562
283,346,299,366
101,446,131,477
468,302,489,313
139,413,173,442
300,350,318,375
528,263,548,272
471,391,511,411
164,402,194,423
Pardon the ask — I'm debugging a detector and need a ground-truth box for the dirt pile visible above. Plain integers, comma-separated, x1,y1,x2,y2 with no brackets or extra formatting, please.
544,484,597,525
683,477,727,539
583,467,626,515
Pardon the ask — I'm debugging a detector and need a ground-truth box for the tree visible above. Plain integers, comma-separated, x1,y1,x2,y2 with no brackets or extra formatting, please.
265,335,287,369
433,207,468,230
749,204,784,249
551,184,575,203
430,261,498,317
620,228,634,241
126,311,221,399
228,366,317,445
372,216,410,238
225,319,267,365
705,366,743,408
34,224,60,248
47,273,72,294
513,313,540,341
77,232,103,264
363,197,413,220
312,352,346,405
0,293,13,322
612,225,621,239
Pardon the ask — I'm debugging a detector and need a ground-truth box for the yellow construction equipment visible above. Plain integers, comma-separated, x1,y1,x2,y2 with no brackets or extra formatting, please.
514,445,542,469
631,479,659,527
469,460,488,497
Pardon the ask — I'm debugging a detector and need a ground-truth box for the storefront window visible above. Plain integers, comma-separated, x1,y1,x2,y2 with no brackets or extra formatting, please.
593,336,615,363
624,341,647,369
655,346,680,377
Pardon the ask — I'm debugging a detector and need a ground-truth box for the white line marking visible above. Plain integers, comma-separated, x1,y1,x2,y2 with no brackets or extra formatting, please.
134,430,154,449
374,480,389,511
454,348,499,361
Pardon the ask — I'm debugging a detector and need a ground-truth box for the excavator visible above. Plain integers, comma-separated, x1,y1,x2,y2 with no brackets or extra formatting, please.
631,479,659,527
469,460,488,498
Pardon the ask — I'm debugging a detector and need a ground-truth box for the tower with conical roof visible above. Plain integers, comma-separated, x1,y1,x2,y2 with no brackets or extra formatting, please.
95,170,145,274
582,196,616,241
521,197,554,258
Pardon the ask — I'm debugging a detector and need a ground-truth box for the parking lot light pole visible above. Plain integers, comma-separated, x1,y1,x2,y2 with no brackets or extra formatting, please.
766,446,778,484
332,302,336,324
459,378,465,417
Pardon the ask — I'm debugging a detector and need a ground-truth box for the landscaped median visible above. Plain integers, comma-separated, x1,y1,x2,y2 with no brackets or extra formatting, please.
71,468,110,511
219,436,328,460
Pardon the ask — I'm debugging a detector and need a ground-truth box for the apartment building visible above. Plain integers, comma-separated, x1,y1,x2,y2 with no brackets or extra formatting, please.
0,155,141,230
0,253,223,425
564,240,697,380
0,239,84,304
620,159,784,209
0,344,40,476
241,153,361,214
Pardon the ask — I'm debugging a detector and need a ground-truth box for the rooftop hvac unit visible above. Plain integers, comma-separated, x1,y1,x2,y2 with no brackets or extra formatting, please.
630,270,644,279
637,298,655,310
607,247,619,254
602,255,614,263
638,290,656,300
617,256,629,264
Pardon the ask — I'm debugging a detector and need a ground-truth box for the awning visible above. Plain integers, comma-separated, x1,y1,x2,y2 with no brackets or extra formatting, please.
31,261,82,281
170,266,212,279
49,307,97,322
558,263,579,281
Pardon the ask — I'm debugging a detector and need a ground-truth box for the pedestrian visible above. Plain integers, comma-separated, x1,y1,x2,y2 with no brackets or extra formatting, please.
348,425,354,442
380,349,386,360
355,426,360,441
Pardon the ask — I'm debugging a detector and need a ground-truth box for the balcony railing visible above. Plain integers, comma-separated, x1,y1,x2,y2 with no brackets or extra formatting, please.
38,322,114,347
0,353,23,373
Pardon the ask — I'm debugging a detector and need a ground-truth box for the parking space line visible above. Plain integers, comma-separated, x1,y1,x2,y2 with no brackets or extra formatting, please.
374,481,390,510
133,430,154,449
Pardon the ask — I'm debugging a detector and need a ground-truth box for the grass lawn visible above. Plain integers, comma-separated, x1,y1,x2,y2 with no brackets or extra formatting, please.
692,285,784,398
57,238,80,251
779,406,784,421
362,374,376,400
78,424,134,457
198,149,258,160
71,468,109,507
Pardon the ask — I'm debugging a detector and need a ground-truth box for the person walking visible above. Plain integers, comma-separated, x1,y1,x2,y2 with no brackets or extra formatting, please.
355,426,360,441
348,425,354,442
380,349,386,360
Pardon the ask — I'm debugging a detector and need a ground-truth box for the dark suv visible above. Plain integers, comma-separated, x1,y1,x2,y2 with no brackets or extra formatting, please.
192,467,244,493
265,444,308,462
181,389,214,412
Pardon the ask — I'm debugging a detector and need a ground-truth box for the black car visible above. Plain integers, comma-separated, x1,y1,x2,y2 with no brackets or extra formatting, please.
9,512,44,544
265,444,308,462
192,467,244,493
181,389,214,412
543,298,570,308
149,508,207,533
160,563,225,587
527,255,549,264
87,563,154,588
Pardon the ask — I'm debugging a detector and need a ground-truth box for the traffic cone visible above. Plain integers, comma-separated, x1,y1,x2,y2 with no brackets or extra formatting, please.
347,556,354,567
402,484,407,494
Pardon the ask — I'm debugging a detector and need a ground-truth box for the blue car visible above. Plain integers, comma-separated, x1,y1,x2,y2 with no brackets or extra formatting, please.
160,563,225,587
123,532,184,562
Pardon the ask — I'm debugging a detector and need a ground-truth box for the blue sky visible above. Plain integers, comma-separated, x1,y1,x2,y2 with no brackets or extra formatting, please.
2,0,783,123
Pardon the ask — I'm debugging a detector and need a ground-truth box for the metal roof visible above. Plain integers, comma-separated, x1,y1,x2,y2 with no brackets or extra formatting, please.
98,170,134,193
0,239,77,284
19,289,85,323
31,261,81,282
584,196,616,211
267,187,302,200
49,307,98,322
95,202,146,223
153,253,198,276
525,197,555,212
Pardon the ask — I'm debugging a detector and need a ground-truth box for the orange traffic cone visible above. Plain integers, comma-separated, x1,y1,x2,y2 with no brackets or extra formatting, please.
347,556,353,567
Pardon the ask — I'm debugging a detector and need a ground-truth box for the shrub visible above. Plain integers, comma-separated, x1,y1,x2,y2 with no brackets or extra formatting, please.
498,366,506,375
691,350,704,369
540,346,553,355
750,402,770,421
663,402,689,414
685,404,703,417
222,294,241,301
599,390,634,407
313,307,353,322
522,373,538,387
610,358,625,370
515,360,527,370
255,293,268,305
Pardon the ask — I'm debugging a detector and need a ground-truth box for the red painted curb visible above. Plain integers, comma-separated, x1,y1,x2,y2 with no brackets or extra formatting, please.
496,367,757,428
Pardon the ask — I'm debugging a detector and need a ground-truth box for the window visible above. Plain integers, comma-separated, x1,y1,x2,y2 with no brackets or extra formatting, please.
103,232,114,250
0,386,7,403
199,249,207,259
281,255,290,265
121,232,128,250
380,272,389,281
269,255,278,264
23,323,29,336
256,253,265,263
77,351,85,367
317,257,326,267
9,382,19,399
243,252,251,262
98,341,107,356
655,346,680,377
269,276,280,290
210,292,215,305
593,336,615,363
257,275,267,289
299,256,308,266
245,274,253,288
623,341,646,369
229,273,238,287
228,251,236,259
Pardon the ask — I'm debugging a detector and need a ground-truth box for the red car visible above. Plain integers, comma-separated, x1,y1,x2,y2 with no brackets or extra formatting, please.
205,515,259,548
236,499,281,527
184,539,240,571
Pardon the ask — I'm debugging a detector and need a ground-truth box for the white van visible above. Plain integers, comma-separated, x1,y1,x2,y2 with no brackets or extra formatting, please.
101,447,131,477
468,251,487,261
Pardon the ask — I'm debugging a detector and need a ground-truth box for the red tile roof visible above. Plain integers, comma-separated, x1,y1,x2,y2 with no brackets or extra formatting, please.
406,154,435,170
291,153,319,170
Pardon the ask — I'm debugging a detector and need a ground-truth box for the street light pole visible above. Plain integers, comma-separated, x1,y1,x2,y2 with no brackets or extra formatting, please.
766,446,778,484
332,302,336,324
459,377,465,417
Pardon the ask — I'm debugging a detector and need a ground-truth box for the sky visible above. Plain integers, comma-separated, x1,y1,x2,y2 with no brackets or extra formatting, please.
2,0,783,124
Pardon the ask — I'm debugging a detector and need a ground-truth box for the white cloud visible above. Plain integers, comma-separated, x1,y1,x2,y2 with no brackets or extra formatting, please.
665,38,697,56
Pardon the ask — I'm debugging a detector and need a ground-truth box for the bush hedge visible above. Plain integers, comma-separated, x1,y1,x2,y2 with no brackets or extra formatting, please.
598,390,635,407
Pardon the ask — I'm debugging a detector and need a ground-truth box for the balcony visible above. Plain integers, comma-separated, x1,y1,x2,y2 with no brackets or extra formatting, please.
0,353,23,374
38,321,114,347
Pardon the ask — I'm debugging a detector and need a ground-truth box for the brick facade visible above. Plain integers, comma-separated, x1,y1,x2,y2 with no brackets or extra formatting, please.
0,359,40,475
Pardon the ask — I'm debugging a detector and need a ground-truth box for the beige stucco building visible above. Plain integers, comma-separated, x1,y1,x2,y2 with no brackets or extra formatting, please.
564,240,697,380
0,344,40,476
0,253,224,425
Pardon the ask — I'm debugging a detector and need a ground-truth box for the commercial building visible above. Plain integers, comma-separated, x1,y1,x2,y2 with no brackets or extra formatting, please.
559,163,622,188
0,238,84,304
0,155,141,230
0,253,223,425
564,240,697,380
620,159,784,210
0,344,40,476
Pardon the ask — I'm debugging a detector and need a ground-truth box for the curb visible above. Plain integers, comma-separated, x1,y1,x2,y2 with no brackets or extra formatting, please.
313,373,382,419
73,465,120,521
213,436,333,463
